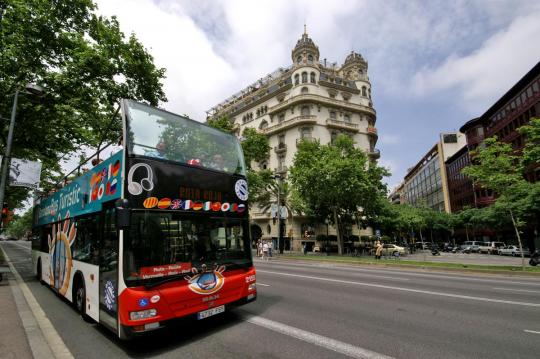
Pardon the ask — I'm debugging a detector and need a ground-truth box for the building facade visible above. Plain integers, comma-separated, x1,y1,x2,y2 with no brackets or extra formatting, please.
400,133,465,213
207,31,379,250
446,61,540,213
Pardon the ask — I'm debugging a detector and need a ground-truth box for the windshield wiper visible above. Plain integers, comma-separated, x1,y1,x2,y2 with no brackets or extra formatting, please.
144,274,186,289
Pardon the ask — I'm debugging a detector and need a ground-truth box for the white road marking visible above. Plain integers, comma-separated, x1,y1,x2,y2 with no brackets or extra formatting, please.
493,287,540,294
257,260,540,286
257,270,540,308
257,283,271,287
524,330,540,335
246,315,394,359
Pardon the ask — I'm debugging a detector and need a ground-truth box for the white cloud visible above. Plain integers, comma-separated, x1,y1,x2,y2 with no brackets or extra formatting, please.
411,10,540,111
95,0,235,121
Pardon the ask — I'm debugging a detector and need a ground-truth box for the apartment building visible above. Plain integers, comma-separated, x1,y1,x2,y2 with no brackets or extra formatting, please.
207,30,379,250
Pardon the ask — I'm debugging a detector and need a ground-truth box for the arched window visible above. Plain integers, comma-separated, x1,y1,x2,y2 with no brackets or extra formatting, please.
278,113,285,123
329,110,337,119
362,86,367,97
297,55,302,64
301,72,308,83
259,120,268,129
301,106,310,116
301,86,309,94
294,74,299,85
310,72,316,83
344,114,351,122
307,54,313,64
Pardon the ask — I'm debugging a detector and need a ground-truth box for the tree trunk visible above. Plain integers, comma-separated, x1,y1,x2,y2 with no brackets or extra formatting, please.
509,209,525,271
465,226,469,241
333,208,343,255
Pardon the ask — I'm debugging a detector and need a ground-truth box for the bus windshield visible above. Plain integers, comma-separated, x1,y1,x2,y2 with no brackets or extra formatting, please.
124,100,246,176
123,211,252,287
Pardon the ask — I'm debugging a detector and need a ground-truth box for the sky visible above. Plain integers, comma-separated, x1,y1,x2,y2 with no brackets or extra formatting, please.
94,0,540,190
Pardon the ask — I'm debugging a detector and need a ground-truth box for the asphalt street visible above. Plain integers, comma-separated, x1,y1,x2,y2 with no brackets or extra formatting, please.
2,241,540,359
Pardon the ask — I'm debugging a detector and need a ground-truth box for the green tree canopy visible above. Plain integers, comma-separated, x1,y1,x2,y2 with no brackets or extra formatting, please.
462,136,530,268
290,135,388,254
1,0,166,210
240,127,270,169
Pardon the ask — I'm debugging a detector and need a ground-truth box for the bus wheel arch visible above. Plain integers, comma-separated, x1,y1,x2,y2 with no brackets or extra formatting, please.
36,258,44,284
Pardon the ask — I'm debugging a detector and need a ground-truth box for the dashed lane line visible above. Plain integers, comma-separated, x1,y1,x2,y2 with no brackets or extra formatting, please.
257,269,540,308
245,315,394,359
493,287,540,294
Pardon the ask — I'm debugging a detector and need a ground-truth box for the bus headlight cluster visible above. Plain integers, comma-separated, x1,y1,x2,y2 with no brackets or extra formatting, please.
248,283,256,291
130,308,157,320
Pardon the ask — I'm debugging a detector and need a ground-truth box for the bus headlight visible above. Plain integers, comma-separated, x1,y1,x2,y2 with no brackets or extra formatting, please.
248,283,256,291
130,308,157,320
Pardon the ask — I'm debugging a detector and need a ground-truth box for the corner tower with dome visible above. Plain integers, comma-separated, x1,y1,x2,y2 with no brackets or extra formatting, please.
207,30,379,251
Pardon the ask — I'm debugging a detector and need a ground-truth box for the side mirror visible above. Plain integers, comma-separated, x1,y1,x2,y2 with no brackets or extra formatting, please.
115,199,130,230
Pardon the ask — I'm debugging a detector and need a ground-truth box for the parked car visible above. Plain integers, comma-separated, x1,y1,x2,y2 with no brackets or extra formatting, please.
460,241,482,253
478,241,505,254
498,245,530,257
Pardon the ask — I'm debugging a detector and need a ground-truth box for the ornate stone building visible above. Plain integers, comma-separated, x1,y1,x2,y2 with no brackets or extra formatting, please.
207,30,379,251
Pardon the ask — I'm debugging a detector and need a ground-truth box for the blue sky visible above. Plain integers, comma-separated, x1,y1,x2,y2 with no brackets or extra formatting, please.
95,0,540,189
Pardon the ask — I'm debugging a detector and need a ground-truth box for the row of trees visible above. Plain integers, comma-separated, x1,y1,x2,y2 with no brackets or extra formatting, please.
1,0,166,210
208,116,540,260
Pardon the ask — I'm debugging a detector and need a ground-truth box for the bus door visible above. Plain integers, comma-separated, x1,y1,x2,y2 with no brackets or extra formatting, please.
99,208,119,332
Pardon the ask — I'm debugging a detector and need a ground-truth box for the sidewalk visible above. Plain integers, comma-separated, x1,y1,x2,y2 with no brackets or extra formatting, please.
0,250,33,359
0,243,71,359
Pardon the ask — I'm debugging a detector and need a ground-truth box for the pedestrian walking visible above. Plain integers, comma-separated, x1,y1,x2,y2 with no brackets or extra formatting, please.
258,241,263,258
268,241,273,258
262,241,269,261
375,240,383,260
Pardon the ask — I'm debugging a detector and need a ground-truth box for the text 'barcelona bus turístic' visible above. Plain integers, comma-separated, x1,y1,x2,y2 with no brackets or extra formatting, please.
32,99,256,339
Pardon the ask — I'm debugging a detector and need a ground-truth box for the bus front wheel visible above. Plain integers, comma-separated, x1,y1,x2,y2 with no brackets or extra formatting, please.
74,278,92,322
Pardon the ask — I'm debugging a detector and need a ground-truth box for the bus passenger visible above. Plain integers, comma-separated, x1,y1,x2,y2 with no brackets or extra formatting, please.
145,142,168,159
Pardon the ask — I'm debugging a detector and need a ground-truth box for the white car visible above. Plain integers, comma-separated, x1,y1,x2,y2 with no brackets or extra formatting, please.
498,245,530,257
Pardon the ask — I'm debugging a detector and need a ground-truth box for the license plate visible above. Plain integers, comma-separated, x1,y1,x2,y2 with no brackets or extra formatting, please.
197,305,225,320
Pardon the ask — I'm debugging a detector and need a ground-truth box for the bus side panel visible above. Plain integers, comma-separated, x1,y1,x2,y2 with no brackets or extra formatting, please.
70,260,100,322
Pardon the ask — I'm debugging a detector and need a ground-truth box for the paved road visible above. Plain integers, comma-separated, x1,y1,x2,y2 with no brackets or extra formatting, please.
2,241,540,359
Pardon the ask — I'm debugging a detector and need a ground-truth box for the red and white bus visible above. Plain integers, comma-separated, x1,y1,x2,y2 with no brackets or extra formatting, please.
32,100,256,338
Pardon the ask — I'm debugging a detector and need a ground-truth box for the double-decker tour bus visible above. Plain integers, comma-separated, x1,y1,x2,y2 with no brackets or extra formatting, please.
32,99,256,338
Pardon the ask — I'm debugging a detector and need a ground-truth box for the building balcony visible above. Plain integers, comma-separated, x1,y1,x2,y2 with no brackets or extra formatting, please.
274,143,287,153
296,137,317,145
366,126,378,137
268,93,376,117
326,118,359,132
262,115,317,135
368,148,380,159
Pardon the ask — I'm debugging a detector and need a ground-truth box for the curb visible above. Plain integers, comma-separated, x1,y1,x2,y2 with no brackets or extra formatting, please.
0,244,74,359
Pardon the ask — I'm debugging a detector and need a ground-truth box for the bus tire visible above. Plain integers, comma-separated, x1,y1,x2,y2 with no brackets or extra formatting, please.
36,259,44,285
73,275,92,323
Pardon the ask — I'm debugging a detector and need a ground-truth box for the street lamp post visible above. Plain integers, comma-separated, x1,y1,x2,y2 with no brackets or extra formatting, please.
0,84,44,223
273,174,284,254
